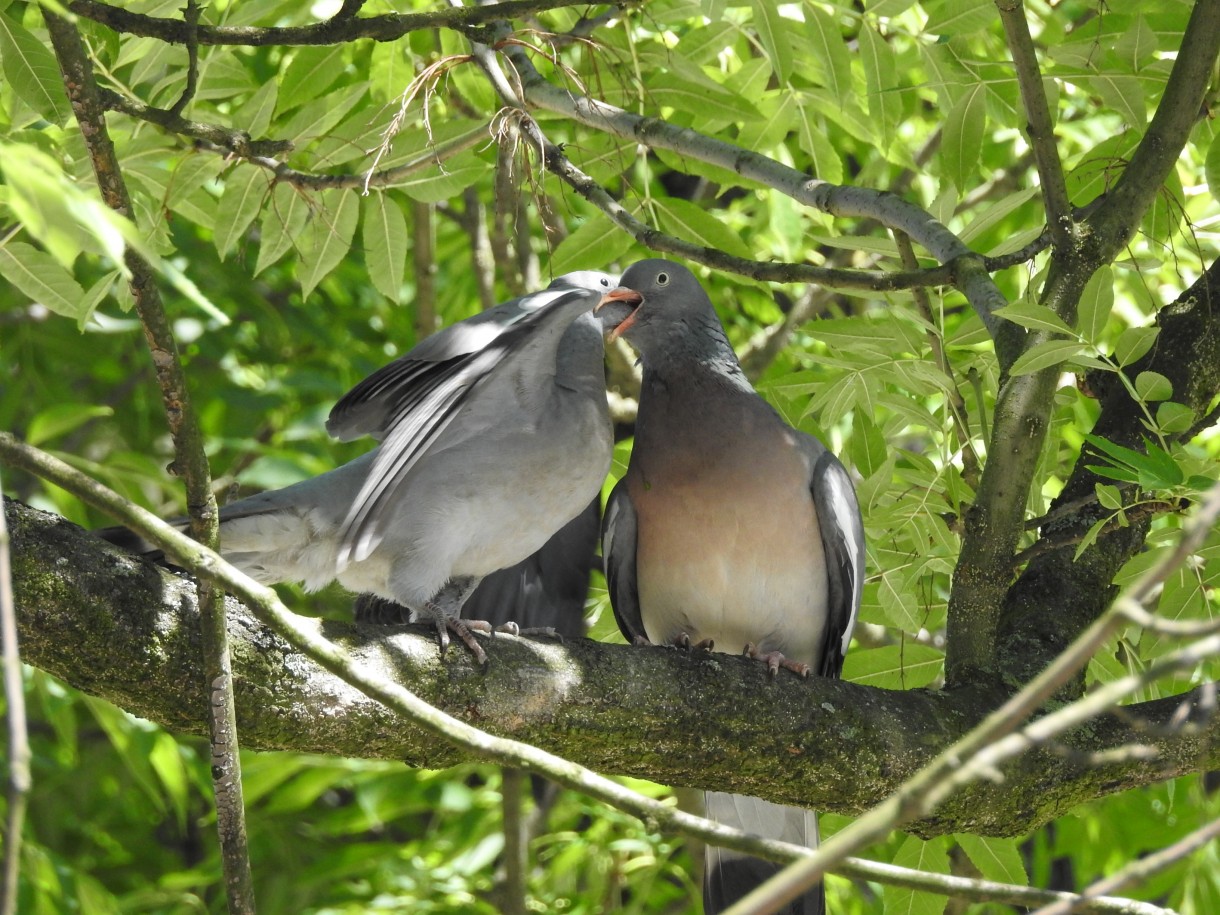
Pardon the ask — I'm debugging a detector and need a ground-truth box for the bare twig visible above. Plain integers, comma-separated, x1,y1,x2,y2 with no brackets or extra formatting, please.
412,201,438,340
1030,814,1220,915
68,0,595,46
100,88,293,157
3,442,1210,915
724,483,1220,912
996,0,1074,252
44,14,256,913
0,467,28,915
168,0,201,116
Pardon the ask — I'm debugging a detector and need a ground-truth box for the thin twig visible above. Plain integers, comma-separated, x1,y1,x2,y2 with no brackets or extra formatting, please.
1,438,1204,915
996,0,1074,252
1030,815,1220,915
412,201,438,340
68,0,594,46
0,467,29,915
44,14,257,913
895,230,981,488
168,0,201,116
723,482,1220,913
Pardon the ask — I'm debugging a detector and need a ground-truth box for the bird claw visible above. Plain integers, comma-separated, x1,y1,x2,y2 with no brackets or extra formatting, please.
672,632,715,653
743,642,810,678
434,616,488,666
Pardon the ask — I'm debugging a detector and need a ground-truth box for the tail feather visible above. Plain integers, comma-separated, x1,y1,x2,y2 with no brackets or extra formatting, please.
704,792,824,915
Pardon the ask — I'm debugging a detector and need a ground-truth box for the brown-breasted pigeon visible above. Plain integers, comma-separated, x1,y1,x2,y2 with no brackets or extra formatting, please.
103,272,618,664
597,260,865,914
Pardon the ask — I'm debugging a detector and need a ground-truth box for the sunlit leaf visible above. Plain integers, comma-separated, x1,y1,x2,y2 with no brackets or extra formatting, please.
955,835,1028,886
886,835,950,915
362,191,408,303
0,10,71,123
941,84,986,190
297,188,360,298
0,241,88,322
1008,339,1087,376
750,0,793,84
213,164,268,260
549,211,636,274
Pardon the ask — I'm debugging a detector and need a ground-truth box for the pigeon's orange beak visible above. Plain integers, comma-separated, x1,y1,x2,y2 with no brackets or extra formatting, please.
596,287,644,341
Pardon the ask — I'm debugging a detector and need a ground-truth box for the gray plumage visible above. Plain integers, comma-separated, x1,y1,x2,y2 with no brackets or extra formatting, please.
598,260,864,914
104,272,618,663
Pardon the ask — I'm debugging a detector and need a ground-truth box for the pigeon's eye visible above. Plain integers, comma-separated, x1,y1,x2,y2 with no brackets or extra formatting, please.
656,272,670,286
600,277,610,287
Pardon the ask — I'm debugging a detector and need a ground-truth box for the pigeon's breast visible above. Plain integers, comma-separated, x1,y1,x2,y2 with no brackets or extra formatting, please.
630,424,829,664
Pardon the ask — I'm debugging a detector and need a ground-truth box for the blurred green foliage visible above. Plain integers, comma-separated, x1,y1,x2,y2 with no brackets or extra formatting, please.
2,0,1219,912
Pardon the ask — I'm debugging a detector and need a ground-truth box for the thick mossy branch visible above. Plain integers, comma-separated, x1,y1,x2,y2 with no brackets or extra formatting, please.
999,257,1220,690
9,500,1219,839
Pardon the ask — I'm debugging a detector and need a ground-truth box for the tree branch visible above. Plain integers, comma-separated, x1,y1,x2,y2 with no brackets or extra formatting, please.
43,13,254,909
995,0,1073,251
998,255,1220,688
6,496,1219,841
67,0,595,46
495,38,1009,339
1085,0,1220,261
0,468,27,915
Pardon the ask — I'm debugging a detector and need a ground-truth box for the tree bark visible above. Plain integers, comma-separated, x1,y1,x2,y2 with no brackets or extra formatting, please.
9,499,1217,840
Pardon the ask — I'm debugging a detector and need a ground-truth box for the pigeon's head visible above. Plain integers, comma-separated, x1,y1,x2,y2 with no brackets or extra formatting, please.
549,271,619,295
594,259,715,348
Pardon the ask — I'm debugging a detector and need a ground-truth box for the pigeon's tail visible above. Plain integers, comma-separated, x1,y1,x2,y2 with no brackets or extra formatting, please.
704,792,825,915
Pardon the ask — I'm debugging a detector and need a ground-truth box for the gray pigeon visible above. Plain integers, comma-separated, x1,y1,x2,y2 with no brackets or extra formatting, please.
598,260,865,914
105,272,620,665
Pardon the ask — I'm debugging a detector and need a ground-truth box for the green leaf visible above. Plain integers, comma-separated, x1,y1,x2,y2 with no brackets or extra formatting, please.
1076,266,1114,344
1206,133,1220,206
1008,339,1086,376
362,192,408,304
1084,434,1183,489
256,182,310,275
0,241,88,322
646,72,762,124
549,212,635,274
277,45,347,113
0,11,71,123
886,835,950,915
652,198,753,260
842,644,943,689
795,95,844,184
750,0,793,84
850,411,888,480
237,79,278,139
1095,482,1124,511
994,299,1076,336
803,3,852,102
1134,371,1172,402
297,188,360,298
858,23,902,151
1074,515,1111,560
941,84,986,190
1155,401,1195,435
924,0,998,36
1112,325,1158,367
279,82,369,144
26,403,115,447
955,835,1028,886
1088,73,1146,127
213,164,268,260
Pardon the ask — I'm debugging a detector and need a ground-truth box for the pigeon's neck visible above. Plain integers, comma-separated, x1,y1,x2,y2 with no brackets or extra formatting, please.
554,312,609,395
637,313,752,394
